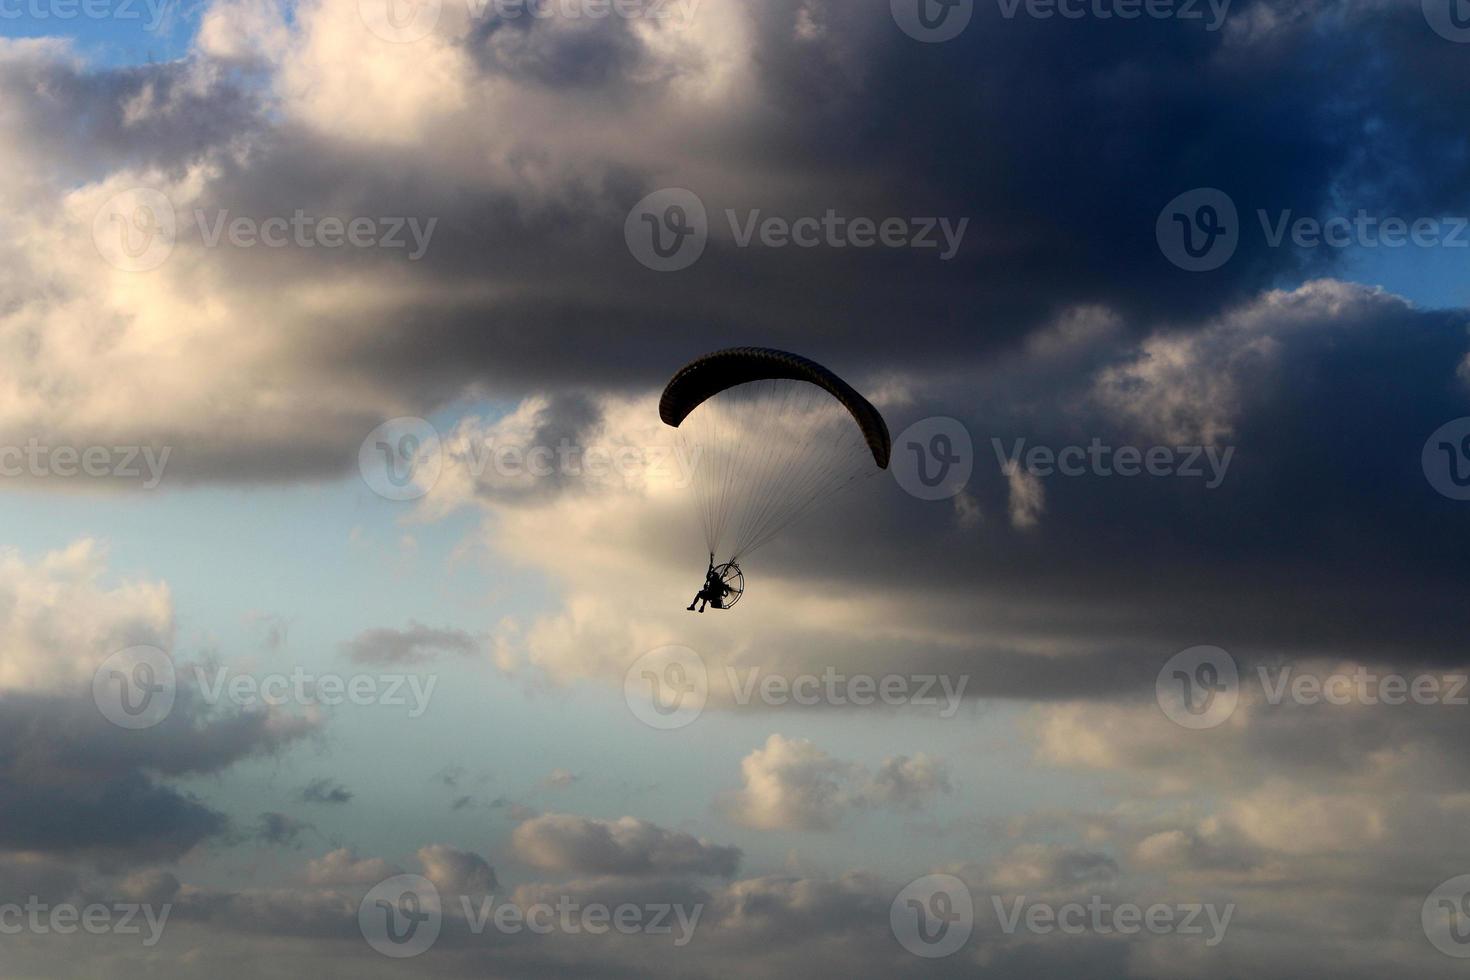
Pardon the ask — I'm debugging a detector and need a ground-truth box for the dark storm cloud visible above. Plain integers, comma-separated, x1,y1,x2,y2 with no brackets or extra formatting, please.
480,281,1467,704
468,6,654,86
320,0,1470,389
0,685,318,862
0,49,262,183
8,0,1469,486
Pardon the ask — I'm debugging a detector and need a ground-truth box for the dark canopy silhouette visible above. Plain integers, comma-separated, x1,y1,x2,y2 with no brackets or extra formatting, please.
660,347,891,469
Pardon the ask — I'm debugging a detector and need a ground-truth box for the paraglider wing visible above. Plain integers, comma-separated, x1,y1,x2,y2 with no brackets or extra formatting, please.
660,348,891,563
660,348,891,469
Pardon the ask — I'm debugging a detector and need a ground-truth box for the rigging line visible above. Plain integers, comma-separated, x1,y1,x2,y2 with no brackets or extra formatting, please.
737,419,870,556
731,380,805,553
736,398,859,556
729,379,795,556
745,384,836,546
739,457,879,558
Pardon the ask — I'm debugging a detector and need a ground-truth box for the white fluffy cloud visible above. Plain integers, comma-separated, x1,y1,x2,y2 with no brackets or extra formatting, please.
720,735,950,831
512,814,741,877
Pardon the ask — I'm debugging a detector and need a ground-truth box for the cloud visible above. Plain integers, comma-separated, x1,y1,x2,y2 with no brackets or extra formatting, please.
543,768,579,789
298,778,354,805
4,0,1469,488
256,813,312,847
512,813,741,877
1003,462,1045,529
303,848,401,886
418,843,498,896
455,281,1470,710
0,541,321,865
341,622,482,665
721,735,950,831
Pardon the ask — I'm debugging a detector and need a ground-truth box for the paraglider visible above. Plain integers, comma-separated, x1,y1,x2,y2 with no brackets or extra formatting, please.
660,348,891,611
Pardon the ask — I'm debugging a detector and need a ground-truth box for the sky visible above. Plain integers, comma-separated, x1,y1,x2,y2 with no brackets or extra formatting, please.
3,0,1470,976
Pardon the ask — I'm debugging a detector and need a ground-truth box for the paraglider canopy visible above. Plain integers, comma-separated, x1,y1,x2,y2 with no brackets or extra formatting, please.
661,348,891,569
660,348,891,469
